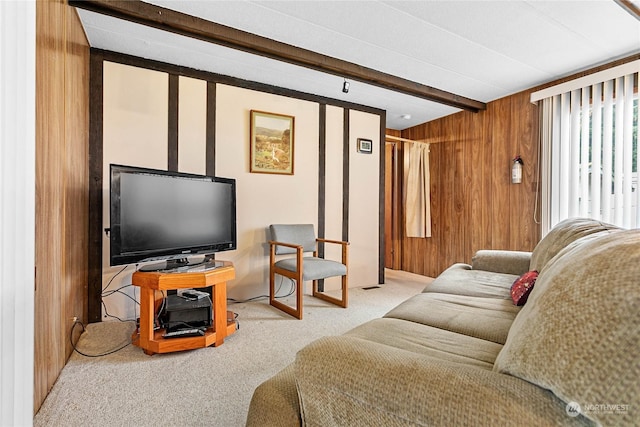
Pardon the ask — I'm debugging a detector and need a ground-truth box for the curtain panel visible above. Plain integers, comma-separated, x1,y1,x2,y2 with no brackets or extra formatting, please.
404,142,432,238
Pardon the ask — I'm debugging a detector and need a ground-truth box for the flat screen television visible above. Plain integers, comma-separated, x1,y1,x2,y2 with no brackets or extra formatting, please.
109,164,237,272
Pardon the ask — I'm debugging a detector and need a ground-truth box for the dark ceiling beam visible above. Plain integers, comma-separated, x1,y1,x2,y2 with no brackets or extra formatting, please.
614,0,640,21
69,0,486,112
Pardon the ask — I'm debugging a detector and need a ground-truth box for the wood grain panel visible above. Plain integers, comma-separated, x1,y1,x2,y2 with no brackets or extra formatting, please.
34,0,89,414
35,0,65,411
384,129,401,269
64,2,90,358
398,90,541,278
489,96,513,251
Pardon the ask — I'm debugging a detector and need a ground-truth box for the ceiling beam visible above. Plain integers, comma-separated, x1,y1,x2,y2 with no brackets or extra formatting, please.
69,0,486,112
614,0,640,21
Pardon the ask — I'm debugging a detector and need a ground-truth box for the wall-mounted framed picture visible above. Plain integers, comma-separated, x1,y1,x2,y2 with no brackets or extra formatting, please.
249,110,295,175
357,138,373,154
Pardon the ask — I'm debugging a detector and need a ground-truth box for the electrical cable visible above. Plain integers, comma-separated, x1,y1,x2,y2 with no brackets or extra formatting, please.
101,300,134,322
101,265,139,322
102,265,129,292
227,276,295,303
69,320,133,358
102,283,139,304
154,290,166,329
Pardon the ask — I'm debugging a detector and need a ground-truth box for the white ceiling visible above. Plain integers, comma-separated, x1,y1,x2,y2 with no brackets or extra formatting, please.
76,1,640,130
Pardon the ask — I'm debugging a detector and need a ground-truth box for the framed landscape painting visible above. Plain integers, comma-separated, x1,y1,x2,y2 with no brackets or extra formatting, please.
249,110,295,175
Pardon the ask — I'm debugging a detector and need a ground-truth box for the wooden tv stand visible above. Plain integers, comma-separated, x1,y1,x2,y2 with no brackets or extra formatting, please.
131,261,236,355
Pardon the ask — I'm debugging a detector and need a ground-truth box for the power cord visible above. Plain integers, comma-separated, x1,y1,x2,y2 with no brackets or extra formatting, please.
231,311,240,330
227,276,295,304
69,320,134,358
101,301,132,322
101,265,139,322
102,265,128,292
102,283,138,303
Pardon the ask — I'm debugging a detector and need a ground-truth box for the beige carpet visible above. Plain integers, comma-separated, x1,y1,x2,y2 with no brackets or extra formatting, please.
34,270,432,427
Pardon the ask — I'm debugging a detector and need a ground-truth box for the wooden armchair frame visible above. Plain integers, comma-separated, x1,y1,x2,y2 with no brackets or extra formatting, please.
269,238,349,320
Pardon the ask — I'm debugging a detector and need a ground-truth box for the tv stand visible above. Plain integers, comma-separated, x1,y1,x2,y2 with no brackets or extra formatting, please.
131,261,236,355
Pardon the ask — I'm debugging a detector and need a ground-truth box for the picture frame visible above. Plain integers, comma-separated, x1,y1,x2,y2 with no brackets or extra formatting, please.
357,138,373,154
249,110,295,175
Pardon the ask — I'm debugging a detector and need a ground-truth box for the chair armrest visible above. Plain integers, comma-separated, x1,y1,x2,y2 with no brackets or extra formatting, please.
471,250,532,276
316,238,349,246
269,240,303,250
295,336,590,426
315,239,349,265
269,241,304,268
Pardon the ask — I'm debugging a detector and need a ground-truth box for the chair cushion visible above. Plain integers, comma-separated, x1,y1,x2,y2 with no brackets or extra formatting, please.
275,257,346,281
270,224,317,254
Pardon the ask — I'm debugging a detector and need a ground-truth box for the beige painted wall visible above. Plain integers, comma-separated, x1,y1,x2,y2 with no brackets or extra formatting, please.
215,84,320,297
99,63,382,319
178,76,207,175
102,61,168,321
348,110,381,288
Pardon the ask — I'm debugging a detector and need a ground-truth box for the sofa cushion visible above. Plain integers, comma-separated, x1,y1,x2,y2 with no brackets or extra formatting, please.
384,292,521,344
344,318,503,369
530,217,620,272
294,336,594,427
425,263,518,299
494,229,640,426
471,250,532,276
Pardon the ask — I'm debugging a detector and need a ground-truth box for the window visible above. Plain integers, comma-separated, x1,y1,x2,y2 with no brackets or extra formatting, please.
535,63,639,233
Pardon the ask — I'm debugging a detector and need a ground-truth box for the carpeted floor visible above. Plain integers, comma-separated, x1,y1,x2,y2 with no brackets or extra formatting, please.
33,269,432,427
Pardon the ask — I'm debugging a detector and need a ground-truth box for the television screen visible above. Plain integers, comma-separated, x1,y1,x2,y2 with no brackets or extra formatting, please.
110,164,236,268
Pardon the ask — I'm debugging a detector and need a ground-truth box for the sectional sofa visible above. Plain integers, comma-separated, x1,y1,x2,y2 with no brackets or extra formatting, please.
246,217,639,426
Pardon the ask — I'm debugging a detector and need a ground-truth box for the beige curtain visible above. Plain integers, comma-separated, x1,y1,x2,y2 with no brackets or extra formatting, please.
404,142,431,238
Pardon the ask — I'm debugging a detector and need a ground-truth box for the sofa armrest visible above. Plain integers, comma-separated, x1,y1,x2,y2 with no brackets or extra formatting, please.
295,336,592,427
471,250,532,276
246,365,301,427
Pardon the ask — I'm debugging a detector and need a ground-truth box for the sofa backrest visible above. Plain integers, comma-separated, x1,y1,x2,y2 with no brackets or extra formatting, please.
530,217,620,272
494,228,640,426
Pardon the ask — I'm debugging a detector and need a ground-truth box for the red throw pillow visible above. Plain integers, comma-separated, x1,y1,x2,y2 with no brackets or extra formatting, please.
510,270,539,306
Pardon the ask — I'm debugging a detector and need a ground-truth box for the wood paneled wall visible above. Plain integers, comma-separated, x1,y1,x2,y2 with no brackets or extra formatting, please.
34,0,89,414
399,91,540,278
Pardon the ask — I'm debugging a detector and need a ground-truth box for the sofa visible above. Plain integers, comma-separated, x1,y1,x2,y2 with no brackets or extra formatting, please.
246,218,639,426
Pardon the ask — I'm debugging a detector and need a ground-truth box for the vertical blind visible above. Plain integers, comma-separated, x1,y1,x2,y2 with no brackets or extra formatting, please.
538,67,638,232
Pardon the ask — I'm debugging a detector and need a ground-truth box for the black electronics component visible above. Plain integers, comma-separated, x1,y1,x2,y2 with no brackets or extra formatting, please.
163,328,205,338
159,294,212,333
